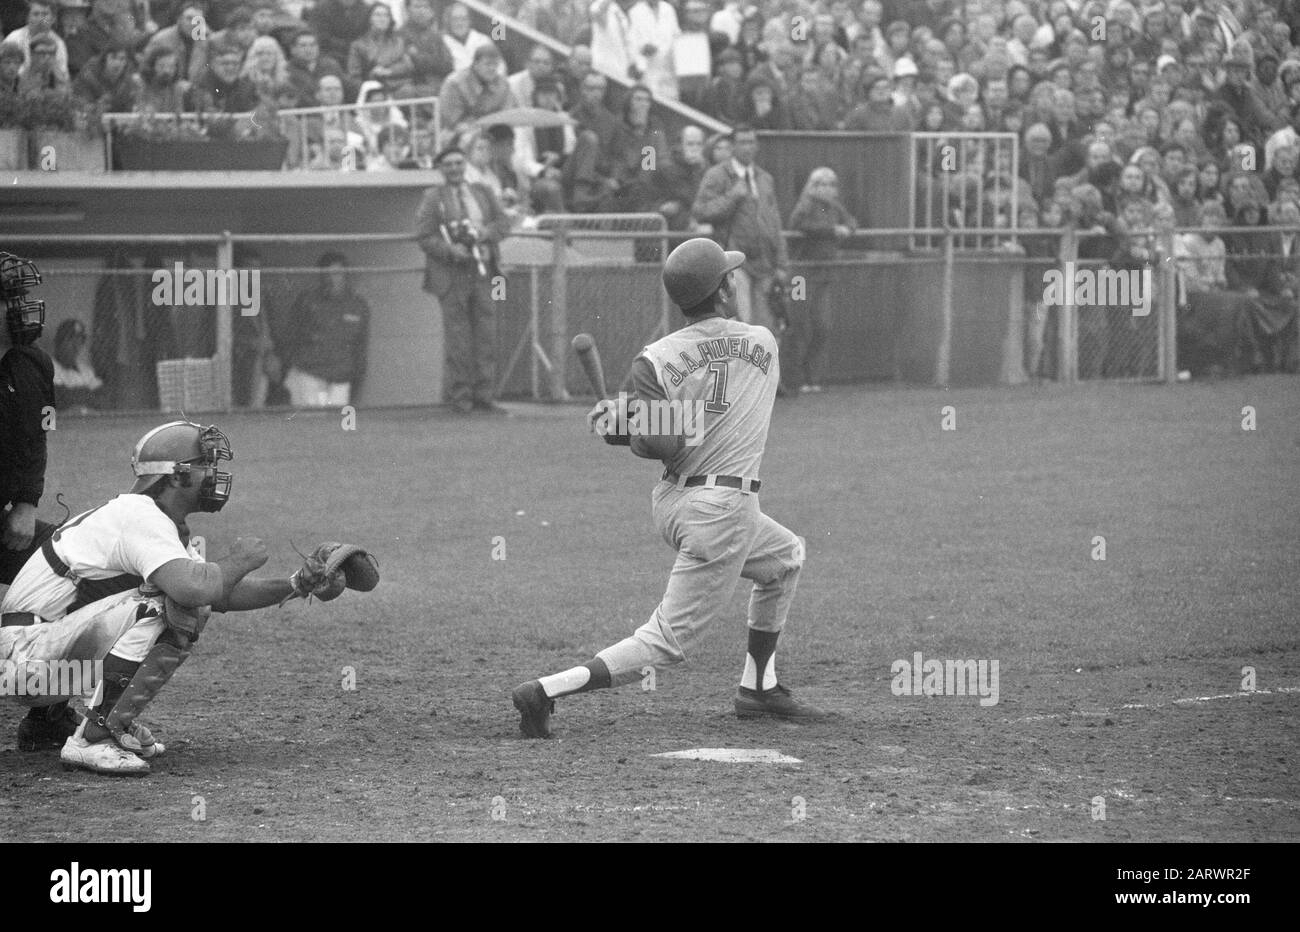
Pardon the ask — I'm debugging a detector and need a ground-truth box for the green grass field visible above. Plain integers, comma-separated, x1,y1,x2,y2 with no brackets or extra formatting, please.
2,376,1297,841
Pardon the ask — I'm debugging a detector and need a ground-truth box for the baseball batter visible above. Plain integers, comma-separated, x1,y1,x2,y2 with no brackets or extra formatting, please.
512,237,827,738
0,419,377,774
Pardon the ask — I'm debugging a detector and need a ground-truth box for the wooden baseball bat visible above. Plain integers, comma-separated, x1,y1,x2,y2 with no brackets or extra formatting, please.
571,333,608,398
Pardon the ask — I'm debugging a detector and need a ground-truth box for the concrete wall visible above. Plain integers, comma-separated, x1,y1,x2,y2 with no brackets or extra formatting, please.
2,174,443,407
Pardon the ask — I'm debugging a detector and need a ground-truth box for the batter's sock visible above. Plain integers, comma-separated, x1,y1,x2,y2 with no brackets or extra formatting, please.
538,658,612,699
83,652,139,742
740,629,779,691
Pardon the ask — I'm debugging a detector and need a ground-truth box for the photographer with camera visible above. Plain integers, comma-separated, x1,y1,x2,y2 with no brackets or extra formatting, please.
415,144,511,415
0,252,56,593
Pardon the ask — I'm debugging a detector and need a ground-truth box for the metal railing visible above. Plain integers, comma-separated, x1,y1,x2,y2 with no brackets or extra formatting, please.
502,213,669,400
911,132,1020,250
100,97,440,172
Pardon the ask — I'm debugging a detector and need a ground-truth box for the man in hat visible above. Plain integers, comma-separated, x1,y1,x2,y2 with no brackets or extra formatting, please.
414,145,511,414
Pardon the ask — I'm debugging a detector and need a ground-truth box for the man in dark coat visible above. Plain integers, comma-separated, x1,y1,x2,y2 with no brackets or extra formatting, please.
415,146,512,414
0,252,54,589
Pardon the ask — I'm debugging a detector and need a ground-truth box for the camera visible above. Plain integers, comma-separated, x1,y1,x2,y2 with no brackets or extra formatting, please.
441,219,488,277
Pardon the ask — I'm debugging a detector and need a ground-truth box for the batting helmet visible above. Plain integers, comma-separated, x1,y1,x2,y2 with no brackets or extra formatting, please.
662,237,745,312
130,421,234,513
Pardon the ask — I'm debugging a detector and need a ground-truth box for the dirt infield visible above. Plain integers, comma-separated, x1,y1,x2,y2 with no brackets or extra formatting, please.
2,377,1297,842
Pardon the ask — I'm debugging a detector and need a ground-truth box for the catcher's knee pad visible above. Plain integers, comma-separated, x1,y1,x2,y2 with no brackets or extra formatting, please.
98,632,192,747
163,596,210,642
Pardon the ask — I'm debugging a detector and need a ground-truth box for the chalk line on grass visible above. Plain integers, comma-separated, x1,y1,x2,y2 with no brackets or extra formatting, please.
1015,685,1300,723
651,748,803,764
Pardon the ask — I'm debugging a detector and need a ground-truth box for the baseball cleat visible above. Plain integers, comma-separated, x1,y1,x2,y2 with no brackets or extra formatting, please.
735,684,829,721
60,724,150,776
16,702,84,751
512,680,555,739
119,723,165,759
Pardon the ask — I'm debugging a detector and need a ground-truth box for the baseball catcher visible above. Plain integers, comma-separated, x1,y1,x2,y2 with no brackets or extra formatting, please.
0,419,379,774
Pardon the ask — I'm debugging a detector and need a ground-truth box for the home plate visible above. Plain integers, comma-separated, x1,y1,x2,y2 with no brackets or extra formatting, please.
651,748,802,764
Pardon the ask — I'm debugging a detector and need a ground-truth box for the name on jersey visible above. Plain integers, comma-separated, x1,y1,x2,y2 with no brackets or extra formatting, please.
662,337,772,386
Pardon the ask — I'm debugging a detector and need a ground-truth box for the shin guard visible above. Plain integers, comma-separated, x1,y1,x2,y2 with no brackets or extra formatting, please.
97,631,192,751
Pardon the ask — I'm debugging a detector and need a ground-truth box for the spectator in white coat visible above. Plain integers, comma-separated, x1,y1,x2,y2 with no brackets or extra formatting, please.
629,0,679,101
590,0,638,83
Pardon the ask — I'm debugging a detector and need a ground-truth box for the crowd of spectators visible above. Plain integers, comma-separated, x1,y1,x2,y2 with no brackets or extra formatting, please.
3,0,1298,374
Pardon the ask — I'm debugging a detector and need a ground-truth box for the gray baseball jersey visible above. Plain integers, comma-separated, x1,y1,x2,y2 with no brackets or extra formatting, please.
637,316,779,478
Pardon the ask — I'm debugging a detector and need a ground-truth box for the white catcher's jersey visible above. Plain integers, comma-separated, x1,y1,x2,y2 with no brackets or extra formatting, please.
640,316,779,479
0,494,190,620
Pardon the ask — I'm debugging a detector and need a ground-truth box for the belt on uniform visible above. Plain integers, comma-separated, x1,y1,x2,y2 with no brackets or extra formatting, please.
662,470,761,493
0,540,69,628
42,537,143,614
41,537,72,579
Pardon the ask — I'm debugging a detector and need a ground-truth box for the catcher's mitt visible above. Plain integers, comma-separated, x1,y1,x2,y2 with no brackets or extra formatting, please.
284,542,379,604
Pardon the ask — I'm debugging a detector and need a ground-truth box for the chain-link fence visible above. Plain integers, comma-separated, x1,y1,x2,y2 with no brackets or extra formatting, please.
10,221,1296,414
495,215,669,400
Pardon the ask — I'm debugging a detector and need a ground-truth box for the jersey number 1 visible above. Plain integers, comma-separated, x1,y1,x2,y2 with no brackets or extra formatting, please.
705,361,730,414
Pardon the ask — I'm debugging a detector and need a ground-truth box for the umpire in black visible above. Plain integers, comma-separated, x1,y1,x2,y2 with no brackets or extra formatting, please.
0,252,56,588
415,144,512,415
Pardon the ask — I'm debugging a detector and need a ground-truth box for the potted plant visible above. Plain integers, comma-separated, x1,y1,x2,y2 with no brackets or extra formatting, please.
113,105,289,171
23,92,106,172
0,92,25,170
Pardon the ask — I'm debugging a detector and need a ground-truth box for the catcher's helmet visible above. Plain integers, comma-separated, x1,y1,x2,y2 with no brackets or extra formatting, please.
0,252,45,346
130,421,234,513
662,237,745,312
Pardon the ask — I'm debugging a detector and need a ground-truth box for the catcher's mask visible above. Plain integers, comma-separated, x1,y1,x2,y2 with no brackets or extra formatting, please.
130,421,233,512
1,252,46,346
